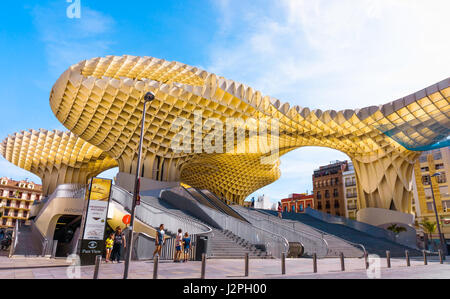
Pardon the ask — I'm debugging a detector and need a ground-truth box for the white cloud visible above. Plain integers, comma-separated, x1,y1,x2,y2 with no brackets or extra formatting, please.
209,0,450,110
31,4,115,75
208,0,450,200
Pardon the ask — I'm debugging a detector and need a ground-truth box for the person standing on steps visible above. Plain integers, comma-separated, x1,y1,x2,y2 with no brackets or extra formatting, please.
182,232,191,263
152,224,165,259
277,202,283,219
111,226,126,263
174,228,183,262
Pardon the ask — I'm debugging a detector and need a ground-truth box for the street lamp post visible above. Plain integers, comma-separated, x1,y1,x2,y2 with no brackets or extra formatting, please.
123,91,155,279
430,172,448,257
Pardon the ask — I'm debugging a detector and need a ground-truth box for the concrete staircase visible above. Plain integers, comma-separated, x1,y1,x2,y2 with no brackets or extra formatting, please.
208,228,272,259
261,210,422,257
141,196,272,259
233,205,364,258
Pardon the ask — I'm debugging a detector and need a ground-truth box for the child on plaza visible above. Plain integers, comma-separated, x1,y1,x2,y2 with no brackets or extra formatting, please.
105,233,114,263
182,232,191,263
174,228,183,262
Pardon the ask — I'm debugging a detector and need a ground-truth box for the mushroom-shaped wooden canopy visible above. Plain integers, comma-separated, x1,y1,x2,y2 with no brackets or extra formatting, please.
49,55,450,211
0,129,118,195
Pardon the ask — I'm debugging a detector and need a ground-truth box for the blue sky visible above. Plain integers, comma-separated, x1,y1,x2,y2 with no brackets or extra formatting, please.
1,0,449,204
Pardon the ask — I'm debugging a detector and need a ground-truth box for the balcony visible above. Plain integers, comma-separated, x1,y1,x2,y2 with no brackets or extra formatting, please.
345,182,356,187
346,194,357,198
347,204,357,210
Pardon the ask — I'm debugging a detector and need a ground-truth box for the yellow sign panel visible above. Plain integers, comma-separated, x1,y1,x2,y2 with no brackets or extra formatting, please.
89,177,112,201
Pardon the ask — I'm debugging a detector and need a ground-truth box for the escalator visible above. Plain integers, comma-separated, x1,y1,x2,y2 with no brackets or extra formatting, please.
183,187,249,223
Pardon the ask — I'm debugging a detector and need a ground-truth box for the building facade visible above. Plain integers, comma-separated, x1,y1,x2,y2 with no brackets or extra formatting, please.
313,161,348,217
343,163,359,219
255,194,272,210
281,193,314,213
0,177,42,228
412,147,450,239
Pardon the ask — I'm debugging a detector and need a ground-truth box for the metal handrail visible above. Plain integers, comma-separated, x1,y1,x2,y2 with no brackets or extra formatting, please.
110,185,212,236
232,205,329,257
255,208,366,257
165,187,289,258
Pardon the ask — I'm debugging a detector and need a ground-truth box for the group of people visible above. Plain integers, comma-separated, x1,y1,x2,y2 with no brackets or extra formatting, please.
105,226,126,263
104,224,192,263
152,224,191,263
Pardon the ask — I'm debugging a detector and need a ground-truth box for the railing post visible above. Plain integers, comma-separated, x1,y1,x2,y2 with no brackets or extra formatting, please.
439,250,443,264
340,252,345,271
244,253,249,277
405,250,410,267
423,250,427,265
281,252,286,275
201,253,206,279
313,253,317,273
386,250,391,268
93,255,101,279
364,251,369,269
41,239,48,257
153,256,159,279
51,240,58,259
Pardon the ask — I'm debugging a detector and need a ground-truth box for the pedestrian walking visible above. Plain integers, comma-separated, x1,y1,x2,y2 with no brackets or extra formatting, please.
110,226,126,263
182,232,191,263
174,228,183,262
152,224,165,259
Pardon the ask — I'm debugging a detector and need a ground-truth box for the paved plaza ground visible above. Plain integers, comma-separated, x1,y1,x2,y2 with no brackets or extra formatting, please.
0,254,449,279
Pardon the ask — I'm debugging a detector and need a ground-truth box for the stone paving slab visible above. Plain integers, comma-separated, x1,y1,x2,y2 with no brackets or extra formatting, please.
0,255,449,279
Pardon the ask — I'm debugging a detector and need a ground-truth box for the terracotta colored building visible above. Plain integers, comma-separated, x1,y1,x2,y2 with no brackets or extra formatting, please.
313,161,348,217
0,177,42,228
281,193,314,213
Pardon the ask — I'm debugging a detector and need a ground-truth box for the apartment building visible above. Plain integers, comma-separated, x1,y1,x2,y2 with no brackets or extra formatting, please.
0,177,42,228
412,147,450,239
313,160,348,217
343,163,359,219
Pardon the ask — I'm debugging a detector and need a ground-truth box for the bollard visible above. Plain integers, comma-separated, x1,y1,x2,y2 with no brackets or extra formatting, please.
281,252,286,275
405,250,410,267
313,253,317,273
439,250,443,264
201,253,206,279
340,252,345,271
423,250,427,265
93,255,101,279
386,251,391,268
244,253,249,277
153,256,159,279
364,251,369,269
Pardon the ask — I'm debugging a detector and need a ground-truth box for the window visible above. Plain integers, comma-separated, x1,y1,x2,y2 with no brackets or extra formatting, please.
437,172,447,184
325,201,330,209
435,163,444,170
334,200,340,208
335,178,339,185
316,191,322,199
422,175,431,185
325,190,330,198
421,166,430,172
333,189,339,197
299,204,304,212
292,206,296,213
317,202,322,210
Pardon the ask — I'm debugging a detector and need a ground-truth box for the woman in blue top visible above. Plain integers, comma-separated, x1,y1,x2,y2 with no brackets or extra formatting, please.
182,232,191,263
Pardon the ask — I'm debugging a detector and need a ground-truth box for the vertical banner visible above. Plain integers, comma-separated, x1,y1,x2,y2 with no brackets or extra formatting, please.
80,177,112,266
